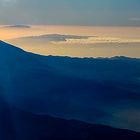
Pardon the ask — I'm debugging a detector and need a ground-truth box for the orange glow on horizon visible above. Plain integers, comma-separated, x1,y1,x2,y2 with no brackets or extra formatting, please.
0,25,140,40
0,25,140,58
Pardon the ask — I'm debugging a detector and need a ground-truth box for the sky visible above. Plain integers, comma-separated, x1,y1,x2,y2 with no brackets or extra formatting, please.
0,0,140,26
0,0,140,58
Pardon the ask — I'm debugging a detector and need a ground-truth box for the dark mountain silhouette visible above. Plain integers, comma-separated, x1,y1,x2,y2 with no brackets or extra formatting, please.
0,41,140,139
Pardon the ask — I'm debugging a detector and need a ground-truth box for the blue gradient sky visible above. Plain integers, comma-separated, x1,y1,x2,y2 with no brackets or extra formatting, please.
0,0,140,26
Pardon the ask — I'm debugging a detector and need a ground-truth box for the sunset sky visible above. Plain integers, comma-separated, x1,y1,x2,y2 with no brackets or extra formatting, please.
0,0,140,58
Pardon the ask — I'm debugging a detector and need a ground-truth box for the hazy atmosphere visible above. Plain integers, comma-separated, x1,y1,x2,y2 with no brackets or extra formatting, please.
0,0,140,139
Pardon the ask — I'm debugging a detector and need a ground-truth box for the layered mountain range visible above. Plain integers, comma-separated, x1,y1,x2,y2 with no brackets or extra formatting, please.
0,41,140,139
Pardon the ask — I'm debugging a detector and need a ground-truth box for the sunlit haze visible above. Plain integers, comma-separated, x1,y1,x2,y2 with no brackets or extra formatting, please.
0,25,140,58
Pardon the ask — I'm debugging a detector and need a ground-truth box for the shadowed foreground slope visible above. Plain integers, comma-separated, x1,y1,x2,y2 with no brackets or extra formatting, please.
0,96,140,140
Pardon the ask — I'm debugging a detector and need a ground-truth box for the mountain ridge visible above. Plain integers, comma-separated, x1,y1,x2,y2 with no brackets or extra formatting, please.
1,40,139,60
0,41,140,132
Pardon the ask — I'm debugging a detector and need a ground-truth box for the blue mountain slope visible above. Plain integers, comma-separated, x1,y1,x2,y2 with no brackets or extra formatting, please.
0,41,140,134
1,104,140,140
0,94,140,140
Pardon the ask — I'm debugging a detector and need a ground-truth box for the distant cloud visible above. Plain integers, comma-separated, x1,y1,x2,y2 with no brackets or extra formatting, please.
37,34,92,42
12,34,93,42
2,25,31,29
8,34,140,44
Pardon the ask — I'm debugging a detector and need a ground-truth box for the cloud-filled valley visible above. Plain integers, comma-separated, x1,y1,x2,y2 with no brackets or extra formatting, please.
7,33,140,58
0,25,139,58
8,33,140,44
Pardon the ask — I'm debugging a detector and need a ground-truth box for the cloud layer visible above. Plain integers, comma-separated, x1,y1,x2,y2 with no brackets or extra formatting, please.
9,34,140,44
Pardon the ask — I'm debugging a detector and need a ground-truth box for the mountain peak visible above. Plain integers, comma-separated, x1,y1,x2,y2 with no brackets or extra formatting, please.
0,40,24,53
0,40,7,45
0,40,16,48
0,41,28,65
